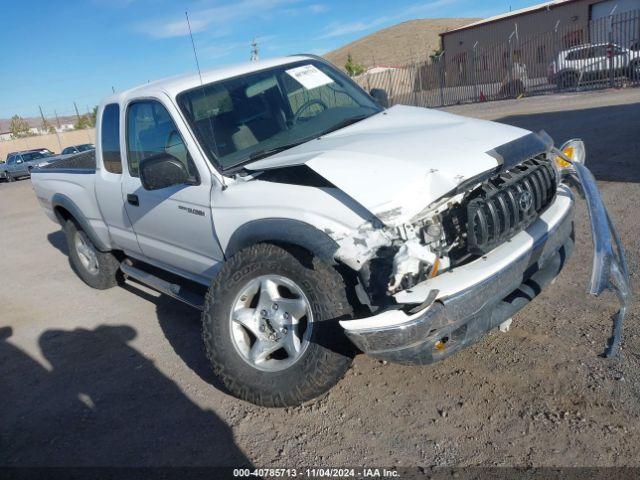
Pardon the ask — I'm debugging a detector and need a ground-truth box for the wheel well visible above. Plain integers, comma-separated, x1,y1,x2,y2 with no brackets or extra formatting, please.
258,240,369,316
52,204,115,255
53,205,73,225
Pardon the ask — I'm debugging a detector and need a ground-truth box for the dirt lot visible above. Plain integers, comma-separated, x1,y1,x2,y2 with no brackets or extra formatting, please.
1,88,639,469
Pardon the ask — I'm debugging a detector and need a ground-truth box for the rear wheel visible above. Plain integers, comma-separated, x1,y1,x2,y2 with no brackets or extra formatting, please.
559,72,579,89
64,219,120,289
202,243,354,407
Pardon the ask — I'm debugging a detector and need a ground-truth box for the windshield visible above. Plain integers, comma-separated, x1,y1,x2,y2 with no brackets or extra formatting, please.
78,144,95,151
177,60,381,171
22,152,49,162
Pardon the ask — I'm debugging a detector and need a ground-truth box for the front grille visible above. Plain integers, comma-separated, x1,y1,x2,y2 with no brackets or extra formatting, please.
466,155,557,255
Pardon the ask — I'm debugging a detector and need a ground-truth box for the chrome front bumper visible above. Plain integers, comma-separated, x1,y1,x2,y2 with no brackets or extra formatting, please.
571,163,631,357
341,169,631,363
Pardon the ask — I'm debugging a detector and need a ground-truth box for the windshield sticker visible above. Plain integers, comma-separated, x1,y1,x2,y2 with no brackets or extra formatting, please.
286,64,333,90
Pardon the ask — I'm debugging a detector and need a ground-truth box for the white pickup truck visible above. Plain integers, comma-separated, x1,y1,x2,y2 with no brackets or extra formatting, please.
32,55,630,407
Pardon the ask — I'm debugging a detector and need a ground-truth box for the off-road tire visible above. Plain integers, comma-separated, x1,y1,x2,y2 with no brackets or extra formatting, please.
202,243,354,407
64,219,120,290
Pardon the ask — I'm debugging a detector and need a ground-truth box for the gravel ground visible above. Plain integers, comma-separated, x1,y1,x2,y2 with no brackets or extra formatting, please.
1,88,638,469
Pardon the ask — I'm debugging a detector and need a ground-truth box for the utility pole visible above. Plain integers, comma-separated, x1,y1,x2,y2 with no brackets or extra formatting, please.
250,38,259,62
73,102,81,123
38,105,46,128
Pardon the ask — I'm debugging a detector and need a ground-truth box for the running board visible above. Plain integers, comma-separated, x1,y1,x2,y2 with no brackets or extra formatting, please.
120,262,204,311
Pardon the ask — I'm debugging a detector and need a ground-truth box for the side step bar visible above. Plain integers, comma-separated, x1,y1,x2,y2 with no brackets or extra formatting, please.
120,262,205,311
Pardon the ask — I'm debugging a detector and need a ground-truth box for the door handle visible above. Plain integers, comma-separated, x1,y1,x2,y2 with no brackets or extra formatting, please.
127,194,139,206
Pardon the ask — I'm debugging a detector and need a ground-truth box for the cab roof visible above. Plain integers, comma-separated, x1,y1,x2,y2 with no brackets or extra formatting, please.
101,55,315,107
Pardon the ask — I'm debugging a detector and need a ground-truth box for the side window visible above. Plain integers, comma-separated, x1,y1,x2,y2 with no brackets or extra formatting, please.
126,100,195,180
101,104,122,174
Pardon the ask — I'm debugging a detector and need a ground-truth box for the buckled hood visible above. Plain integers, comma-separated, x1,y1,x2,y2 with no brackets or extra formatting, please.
245,105,533,226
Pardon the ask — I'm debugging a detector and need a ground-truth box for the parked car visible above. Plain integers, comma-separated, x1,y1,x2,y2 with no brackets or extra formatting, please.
61,143,95,155
31,56,630,407
549,42,640,88
3,149,62,182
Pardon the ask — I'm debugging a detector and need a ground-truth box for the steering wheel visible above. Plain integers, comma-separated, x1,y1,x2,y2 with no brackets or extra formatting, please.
292,99,328,124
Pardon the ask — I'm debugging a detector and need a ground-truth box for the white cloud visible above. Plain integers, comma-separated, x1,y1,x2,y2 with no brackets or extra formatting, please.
320,17,389,39
318,0,462,39
309,4,329,13
135,0,297,39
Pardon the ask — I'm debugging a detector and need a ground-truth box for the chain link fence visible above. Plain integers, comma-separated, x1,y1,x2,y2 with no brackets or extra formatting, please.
353,10,640,108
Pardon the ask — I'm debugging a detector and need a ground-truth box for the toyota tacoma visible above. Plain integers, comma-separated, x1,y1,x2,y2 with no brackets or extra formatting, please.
31,56,630,407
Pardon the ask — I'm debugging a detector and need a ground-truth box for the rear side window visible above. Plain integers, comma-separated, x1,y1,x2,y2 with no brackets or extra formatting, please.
101,104,122,174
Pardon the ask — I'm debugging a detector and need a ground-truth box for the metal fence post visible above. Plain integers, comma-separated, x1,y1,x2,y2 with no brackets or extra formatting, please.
437,53,445,106
609,15,615,89
416,62,423,107
508,30,516,98
472,42,479,102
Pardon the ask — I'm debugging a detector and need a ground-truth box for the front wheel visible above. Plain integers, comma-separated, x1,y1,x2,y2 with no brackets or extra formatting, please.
5,172,13,182
202,243,354,407
628,60,640,81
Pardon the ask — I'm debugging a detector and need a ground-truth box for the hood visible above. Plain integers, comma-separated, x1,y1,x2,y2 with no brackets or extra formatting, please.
245,105,533,226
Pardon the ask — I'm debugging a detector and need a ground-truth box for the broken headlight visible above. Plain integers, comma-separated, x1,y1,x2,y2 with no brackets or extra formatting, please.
387,214,463,293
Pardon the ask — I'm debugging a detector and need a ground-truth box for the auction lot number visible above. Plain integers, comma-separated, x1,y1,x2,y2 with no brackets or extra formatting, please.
234,468,399,478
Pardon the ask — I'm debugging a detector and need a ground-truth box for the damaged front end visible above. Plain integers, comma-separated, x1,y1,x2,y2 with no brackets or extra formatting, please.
557,144,631,357
337,134,631,363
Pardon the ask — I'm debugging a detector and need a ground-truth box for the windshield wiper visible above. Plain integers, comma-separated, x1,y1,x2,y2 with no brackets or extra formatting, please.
245,141,307,162
317,114,369,137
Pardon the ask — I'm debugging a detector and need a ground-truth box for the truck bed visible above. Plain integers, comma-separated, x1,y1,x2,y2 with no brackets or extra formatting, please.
42,150,96,171
31,152,110,250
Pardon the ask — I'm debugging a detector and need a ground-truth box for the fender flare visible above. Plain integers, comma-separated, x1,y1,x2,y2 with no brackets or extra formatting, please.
225,218,339,264
51,193,110,252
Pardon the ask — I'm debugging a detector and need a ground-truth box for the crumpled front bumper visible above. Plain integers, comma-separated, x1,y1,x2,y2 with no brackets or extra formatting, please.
340,166,631,363
570,162,631,357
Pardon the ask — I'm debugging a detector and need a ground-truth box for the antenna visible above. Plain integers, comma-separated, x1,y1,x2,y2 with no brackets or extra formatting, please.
185,11,225,189
186,11,205,87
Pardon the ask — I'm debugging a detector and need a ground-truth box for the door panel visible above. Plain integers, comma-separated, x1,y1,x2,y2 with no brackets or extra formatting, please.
122,98,223,280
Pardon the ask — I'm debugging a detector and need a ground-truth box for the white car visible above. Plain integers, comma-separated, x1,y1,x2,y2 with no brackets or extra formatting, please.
30,55,630,406
549,42,640,87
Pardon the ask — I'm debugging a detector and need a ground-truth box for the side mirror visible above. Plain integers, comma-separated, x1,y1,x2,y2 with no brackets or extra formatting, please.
370,88,389,108
139,154,190,191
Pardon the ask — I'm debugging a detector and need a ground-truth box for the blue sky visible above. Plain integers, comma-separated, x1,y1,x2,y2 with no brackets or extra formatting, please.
0,0,537,119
